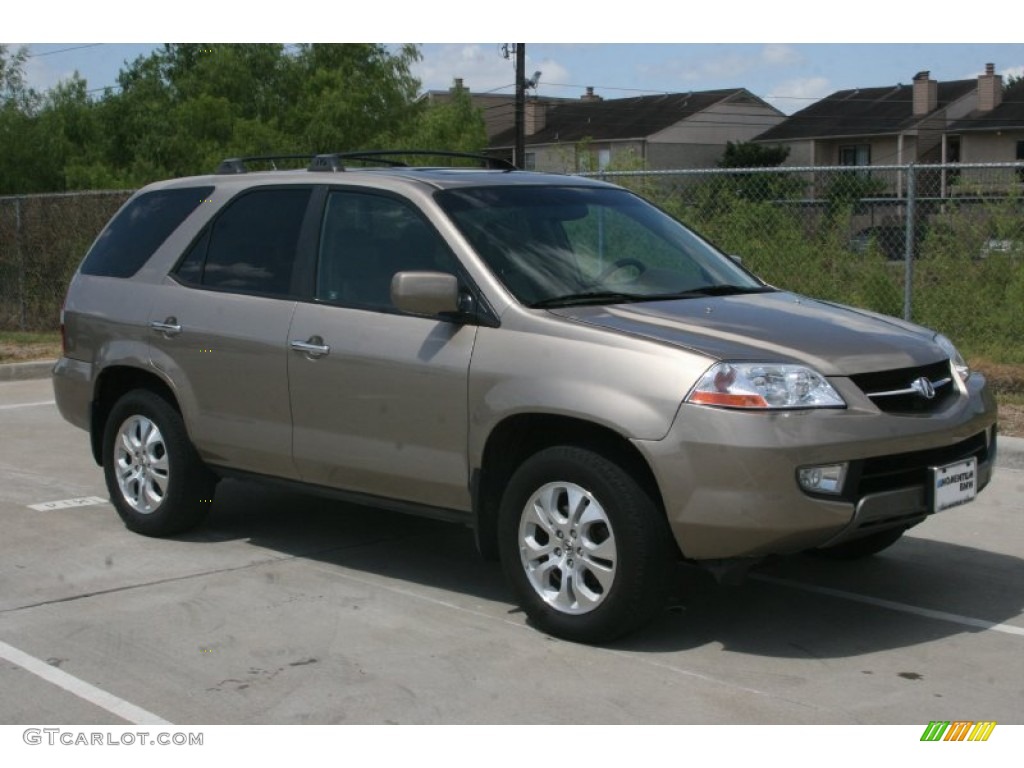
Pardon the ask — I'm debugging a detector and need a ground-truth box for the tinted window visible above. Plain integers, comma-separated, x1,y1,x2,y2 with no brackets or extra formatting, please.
317,191,458,310
199,188,311,296
173,228,210,285
81,187,213,278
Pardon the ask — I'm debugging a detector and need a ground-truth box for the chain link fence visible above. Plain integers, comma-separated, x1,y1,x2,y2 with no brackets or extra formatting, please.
588,162,1024,364
0,190,132,331
1,164,1022,363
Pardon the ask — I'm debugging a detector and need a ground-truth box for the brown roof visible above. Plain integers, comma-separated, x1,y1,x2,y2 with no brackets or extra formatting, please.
489,89,770,147
948,80,1024,132
756,79,977,142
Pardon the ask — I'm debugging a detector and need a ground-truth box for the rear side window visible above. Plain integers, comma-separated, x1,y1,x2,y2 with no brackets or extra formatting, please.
81,187,214,277
175,187,312,297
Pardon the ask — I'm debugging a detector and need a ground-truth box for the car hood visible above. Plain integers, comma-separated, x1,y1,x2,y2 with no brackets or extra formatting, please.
549,291,943,376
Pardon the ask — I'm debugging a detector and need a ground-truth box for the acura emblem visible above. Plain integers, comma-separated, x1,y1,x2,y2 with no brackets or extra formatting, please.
911,377,936,400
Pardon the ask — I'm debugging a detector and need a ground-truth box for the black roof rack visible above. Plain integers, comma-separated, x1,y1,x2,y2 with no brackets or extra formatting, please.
215,150,515,175
215,154,317,175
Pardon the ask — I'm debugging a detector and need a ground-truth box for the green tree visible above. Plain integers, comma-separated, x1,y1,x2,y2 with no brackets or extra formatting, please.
0,45,49,193
404,84,487,155
717,141,790,168
287,44,422,152
711,141,802,203
38,74,131,190
94,43,426,183
1,43,489,192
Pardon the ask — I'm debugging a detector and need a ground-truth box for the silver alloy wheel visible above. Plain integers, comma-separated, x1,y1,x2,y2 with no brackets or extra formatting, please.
518,481,617,615
114,415,169,514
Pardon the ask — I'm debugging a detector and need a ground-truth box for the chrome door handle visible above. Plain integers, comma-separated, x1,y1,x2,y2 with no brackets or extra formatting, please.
290,337,330,359
150,318,182,336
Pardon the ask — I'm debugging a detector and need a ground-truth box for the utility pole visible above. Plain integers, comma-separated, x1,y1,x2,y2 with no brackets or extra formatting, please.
514,43,526,169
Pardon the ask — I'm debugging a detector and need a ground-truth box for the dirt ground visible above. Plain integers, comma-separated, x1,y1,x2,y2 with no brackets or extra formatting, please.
0,340,62,363
999,402,1024,437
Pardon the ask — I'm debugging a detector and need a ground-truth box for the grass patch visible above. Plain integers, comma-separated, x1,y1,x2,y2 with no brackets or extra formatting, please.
0,331,61,363
0,331,60,345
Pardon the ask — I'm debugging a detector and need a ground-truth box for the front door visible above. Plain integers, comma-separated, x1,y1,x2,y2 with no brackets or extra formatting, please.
287,189,477,510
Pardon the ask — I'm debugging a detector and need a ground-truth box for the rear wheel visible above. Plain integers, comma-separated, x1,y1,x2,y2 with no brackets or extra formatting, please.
498,446,672,644
814,527,906,560
102,389,215,536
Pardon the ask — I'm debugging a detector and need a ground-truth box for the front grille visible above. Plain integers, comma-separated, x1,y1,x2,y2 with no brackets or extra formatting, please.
854,431,990,498
850,359,958,414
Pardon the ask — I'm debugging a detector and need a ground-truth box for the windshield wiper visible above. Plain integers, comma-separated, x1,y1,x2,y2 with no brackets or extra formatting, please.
643,285,775,300
529,284,774,309
529,291,648,309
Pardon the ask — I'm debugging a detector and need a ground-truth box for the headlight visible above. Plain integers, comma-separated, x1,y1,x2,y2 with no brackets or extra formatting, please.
686,362,846,410
933,333,970,382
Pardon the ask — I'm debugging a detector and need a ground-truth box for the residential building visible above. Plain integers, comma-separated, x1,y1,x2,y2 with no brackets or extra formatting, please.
486,87,786,172
755,63,1022,198
945,65,1024,193
754,70,978,170
421,78,576,143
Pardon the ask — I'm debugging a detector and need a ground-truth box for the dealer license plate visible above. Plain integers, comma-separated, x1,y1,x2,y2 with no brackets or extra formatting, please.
930,458,978,513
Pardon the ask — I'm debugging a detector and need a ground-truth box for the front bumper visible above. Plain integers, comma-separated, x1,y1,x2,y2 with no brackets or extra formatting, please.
634,373,998,560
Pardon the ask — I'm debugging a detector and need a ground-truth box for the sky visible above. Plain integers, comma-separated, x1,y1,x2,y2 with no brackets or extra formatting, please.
6,3,1024,116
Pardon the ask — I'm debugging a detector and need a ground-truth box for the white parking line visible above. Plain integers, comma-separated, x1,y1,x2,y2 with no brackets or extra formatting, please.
0,639,171,725
753,574,1024,637
28,496,108,512
0,400,55,411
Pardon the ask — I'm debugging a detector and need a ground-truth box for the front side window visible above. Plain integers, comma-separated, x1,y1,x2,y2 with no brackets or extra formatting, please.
316,191,458,311
436,185,765,308
175,187,311,297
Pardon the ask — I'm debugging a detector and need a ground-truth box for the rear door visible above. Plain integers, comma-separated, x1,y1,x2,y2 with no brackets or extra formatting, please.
149,186,316,478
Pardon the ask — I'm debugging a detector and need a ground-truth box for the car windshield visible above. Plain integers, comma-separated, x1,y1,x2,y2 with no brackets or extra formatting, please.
435,185,767,307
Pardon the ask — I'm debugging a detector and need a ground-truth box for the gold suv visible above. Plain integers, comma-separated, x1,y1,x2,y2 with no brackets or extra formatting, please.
53,152,998,643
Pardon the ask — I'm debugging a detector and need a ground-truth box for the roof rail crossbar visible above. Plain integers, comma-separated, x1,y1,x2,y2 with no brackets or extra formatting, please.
308,153,409,172
326,150,515,171
215,154,320,175
217,150,516,175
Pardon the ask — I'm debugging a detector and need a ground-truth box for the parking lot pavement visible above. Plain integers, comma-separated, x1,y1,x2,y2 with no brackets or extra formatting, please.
1,377,1022,725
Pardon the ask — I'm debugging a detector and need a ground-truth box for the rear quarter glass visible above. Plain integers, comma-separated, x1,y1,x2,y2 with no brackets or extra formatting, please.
80,186,214,278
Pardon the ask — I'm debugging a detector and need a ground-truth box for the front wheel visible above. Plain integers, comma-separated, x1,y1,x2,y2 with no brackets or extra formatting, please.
102,389,216,537
498,446,672,644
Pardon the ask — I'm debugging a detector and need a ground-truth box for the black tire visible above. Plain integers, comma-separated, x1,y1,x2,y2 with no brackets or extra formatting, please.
814,527,906,560
498,446,672,644
102,389,216,537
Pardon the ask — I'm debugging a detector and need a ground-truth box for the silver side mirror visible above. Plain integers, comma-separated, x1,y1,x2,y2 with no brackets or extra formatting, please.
391,271,460,317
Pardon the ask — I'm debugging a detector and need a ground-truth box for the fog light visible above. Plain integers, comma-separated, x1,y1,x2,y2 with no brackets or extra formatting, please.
798,463,847,495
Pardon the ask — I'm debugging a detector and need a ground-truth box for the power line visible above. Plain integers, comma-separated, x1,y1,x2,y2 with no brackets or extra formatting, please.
25,44,103,58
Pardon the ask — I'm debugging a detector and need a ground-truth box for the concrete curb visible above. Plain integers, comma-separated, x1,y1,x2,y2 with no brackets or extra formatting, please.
2,358,1023,469
0,359,56,382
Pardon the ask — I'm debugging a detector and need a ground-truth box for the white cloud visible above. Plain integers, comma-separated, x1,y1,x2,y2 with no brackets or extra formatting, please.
761,45,801,66
640,44,803,87
411,44,513,93
412,44,570,96
764,77,832,114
